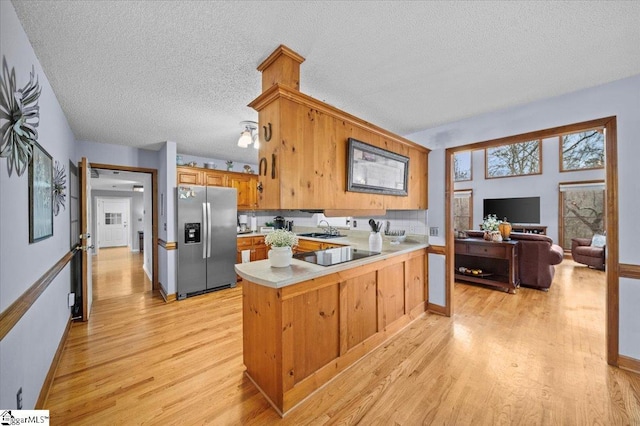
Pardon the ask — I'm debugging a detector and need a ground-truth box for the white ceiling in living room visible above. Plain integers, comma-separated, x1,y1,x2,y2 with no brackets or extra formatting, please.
10,1,640,164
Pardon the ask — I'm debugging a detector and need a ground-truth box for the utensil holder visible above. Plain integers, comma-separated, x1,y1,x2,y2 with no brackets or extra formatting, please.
369,232,382,252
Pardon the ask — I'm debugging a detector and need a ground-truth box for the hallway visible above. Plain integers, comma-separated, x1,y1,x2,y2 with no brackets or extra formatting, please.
92,247,151,301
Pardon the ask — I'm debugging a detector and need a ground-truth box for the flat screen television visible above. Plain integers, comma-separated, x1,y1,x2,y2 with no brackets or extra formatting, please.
483,197,540,224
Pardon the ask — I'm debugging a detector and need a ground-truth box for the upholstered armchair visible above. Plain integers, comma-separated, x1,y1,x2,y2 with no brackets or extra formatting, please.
571,237,605,270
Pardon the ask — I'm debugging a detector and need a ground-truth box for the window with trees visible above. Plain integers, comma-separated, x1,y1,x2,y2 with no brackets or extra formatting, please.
485,140,541,178
454,151,472,182
560,129,604,171
559,181,605,251
453,190,473,232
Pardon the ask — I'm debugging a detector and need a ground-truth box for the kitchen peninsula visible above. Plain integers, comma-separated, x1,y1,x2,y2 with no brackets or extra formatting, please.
236,236,428,415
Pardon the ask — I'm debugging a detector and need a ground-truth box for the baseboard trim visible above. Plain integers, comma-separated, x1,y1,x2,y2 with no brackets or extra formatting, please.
36,315,72,408
143,263,152,281
427,302,447,316
618,355,640,375
158,285,176,303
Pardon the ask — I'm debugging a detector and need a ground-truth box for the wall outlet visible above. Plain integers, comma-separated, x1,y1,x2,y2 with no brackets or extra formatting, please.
352,220,357,228
68,292,75,307
17,387,22,409
429,227,439,236
409,225,416,234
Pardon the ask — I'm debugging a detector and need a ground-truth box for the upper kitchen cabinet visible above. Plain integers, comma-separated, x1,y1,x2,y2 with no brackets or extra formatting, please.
177,166,258,210
249,45,429,211
228,173,258,210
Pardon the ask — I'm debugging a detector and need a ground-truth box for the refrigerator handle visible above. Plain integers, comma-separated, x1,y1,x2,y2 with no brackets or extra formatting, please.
207,202,212,258
202,202,207,259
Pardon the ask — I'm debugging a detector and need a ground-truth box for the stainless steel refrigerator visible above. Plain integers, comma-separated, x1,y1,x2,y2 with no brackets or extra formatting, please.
177,185,237,299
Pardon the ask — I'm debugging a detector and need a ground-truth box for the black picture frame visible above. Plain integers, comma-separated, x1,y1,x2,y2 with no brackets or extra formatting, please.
29,141,53,242
346,138,409,196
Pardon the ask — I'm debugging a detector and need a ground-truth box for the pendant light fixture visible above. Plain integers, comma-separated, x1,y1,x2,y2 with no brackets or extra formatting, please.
238,121,260,149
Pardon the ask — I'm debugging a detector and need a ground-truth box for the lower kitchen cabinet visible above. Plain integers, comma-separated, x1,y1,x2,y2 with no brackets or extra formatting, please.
294,239,345,253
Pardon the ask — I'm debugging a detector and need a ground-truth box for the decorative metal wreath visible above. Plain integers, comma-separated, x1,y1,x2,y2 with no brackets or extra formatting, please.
53,160,66,216
0,57,41,176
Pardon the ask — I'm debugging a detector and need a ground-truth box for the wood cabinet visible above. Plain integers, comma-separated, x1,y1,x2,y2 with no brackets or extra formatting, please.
249,46,429,211
228,174,258,209
243,249,427,415
454,238,520,294
177,166,258,210
236,236,267,263
293,238,345,253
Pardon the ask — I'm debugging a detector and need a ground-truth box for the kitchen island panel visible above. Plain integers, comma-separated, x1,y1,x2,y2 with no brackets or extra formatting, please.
243,247,428,416
405,254,427,313
344,271,378,351
377,262,406,329
242,279,283,409
289,284,340,385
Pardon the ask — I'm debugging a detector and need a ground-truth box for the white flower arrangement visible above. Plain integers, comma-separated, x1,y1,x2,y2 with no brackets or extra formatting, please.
264,229,298,248
481,214,502,232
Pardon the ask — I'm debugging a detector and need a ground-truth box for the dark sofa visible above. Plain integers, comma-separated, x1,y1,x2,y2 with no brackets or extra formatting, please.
465,231,564,290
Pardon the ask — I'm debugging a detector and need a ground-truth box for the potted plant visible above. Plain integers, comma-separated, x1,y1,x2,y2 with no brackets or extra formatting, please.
264,229,299,267
481,214,503,242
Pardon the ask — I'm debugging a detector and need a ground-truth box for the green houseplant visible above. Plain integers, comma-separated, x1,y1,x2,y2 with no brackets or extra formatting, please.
264,229,298,267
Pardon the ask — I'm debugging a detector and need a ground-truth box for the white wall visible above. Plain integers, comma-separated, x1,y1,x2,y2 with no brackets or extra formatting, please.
0,1,77,409
408,74,640,360
177,153,258,174
455,137,605,242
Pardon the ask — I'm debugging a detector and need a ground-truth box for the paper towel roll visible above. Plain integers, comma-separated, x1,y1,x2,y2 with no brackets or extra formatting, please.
250,216,257,231
241,250,251,263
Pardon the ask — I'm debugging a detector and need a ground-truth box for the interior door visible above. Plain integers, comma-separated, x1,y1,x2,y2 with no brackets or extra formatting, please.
79,157,93,321
98,198,130,248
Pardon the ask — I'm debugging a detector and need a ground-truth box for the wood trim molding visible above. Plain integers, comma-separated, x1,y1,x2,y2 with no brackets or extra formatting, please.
0,247,79,341
619,264,640,280
158,286,176,303
618,355,640,375
158,239,177,250
36,316,72,408
249,84,430,153
427,245,446,255
427,303,447,316
90,162,159,292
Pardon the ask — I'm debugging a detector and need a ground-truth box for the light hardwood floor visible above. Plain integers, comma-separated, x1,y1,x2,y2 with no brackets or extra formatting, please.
92,247,150,301
45,258,640,424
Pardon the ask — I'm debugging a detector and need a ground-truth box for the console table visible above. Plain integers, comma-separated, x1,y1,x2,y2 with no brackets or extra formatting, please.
454,238,520,294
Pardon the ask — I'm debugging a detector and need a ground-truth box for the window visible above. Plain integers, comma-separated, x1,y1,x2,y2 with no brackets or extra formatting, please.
559,181,605,251
453,190,473,231
105,212,122,225
485,140,542,178
453,151,472,182
560,129,604,171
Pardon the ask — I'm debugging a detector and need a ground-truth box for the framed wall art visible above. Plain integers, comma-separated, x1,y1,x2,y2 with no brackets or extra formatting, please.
346,138,409,196
29,141,53,242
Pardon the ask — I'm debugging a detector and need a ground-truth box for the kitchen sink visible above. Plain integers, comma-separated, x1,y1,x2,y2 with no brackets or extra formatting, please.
297,232,343,239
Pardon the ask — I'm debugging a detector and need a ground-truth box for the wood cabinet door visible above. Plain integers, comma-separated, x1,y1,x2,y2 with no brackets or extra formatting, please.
229,174,256,209
177,167,202,185
204,170,227,187
295,239,323,253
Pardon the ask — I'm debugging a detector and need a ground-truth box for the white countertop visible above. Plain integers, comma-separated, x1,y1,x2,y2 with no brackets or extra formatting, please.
235,233,428,288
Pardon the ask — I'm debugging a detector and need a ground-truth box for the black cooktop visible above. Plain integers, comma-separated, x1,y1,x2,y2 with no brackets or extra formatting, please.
293,246,380,267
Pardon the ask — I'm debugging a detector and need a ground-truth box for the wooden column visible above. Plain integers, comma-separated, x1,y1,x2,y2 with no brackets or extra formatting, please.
257,45,305,92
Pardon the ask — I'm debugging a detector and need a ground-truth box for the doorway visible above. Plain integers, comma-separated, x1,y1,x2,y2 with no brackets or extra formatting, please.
444,116,619,366
78,162,158,318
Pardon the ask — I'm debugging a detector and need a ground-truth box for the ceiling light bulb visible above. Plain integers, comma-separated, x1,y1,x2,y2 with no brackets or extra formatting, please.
253,132,260,150
238,130,252,147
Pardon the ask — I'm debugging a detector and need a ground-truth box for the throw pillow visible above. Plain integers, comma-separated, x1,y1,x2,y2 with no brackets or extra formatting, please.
591,234,606,248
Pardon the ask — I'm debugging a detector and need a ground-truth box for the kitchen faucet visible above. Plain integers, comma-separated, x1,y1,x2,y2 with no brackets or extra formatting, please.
318,220,338,236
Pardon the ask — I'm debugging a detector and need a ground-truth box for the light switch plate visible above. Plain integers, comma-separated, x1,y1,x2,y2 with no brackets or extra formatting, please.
429,227,439,236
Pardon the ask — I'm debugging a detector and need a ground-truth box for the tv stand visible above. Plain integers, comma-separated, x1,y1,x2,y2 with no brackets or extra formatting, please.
511,224,546,235
454,238,520,294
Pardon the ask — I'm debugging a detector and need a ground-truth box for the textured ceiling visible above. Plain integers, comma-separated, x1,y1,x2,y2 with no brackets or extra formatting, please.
11,1,640,164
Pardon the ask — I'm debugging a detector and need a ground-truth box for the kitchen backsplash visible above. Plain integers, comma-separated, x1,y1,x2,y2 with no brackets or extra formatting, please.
238,210,428,236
